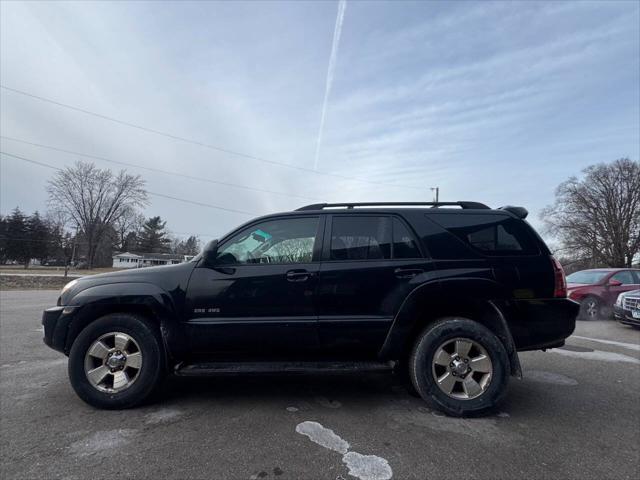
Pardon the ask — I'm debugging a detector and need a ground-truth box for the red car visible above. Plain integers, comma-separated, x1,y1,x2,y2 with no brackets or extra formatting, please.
566,268,640,319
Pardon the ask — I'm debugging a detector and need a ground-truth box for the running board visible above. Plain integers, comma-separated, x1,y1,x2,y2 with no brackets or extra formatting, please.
174,360,395,377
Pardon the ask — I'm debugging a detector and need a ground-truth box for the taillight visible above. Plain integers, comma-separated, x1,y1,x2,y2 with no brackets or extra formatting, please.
551,256,567,298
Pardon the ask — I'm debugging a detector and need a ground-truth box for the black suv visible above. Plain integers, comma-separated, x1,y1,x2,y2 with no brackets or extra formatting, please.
42,202,578,416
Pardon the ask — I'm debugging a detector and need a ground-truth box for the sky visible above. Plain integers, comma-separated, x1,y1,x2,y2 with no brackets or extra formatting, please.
1,0,639,241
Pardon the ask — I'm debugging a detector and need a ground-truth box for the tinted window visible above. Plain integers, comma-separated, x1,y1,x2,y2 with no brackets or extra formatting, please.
217,217,318,264
611,271,636,285
331,216,391,260
393,217,421,259
430,214,539,256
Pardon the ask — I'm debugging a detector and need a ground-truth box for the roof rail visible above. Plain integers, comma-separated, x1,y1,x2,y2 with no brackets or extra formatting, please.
296,201,491,211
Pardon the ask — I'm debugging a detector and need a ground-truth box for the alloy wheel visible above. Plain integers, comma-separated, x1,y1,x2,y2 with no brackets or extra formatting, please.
84,332,142,393
431,337,493,400
584,299,599,318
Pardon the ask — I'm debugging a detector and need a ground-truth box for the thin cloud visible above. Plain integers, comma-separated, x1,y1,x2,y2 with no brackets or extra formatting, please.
313,0,347,171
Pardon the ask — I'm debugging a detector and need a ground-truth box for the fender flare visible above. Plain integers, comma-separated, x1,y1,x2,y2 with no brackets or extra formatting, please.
379,277,521,377
63,282,183,362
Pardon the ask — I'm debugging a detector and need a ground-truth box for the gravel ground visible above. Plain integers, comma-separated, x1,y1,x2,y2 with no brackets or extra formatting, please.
1,290,639,480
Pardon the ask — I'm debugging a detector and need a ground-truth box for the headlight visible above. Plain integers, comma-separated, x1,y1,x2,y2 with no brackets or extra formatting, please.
61,279,78,294
615,292,626,307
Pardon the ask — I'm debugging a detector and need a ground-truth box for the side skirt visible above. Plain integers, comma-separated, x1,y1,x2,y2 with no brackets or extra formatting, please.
174,360,395,376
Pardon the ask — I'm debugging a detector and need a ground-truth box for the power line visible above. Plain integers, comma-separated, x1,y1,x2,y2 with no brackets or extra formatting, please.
0,151,59,170
0,151,257,216
0,84,425,191
147,190,254,216
0,136,322,201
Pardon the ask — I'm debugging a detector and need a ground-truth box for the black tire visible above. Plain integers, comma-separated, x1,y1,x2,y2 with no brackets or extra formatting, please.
409,317,509,417
579,296,601,320
68,313,165,409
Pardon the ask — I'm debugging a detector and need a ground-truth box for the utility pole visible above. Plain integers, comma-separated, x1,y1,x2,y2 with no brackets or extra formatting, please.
431,187,439,203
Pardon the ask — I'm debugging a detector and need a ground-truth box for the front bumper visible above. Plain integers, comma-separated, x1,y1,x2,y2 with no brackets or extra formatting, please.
42,306,77,354
507,298,580,351
613,304,640,327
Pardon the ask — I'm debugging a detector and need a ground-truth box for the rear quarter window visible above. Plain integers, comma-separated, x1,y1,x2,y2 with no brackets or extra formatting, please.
429,213,540,256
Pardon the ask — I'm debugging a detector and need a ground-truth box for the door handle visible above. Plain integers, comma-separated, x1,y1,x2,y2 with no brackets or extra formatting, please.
286,270,313,282
394,268,423,279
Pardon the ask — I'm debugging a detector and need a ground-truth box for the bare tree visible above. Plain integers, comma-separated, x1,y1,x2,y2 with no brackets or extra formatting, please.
114,205,145,251
541,158,640,267
47,161,148,268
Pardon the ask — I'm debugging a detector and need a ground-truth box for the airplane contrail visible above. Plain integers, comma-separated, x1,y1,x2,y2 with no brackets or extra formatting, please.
313,0,347,171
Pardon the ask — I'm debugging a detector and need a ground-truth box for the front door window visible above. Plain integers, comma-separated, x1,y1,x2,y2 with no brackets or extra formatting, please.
217,217,319,265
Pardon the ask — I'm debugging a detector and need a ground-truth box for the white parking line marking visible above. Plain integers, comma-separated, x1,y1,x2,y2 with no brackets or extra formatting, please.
296,421,392,480
572,336,640,352
553,348,640,364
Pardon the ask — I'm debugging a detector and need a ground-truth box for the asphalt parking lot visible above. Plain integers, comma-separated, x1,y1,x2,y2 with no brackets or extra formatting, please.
1,290,639,480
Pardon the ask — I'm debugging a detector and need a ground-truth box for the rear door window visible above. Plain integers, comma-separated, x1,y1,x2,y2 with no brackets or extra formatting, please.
392,217,422,259
330,216,391,260
611,271,636,285
429,214,539,256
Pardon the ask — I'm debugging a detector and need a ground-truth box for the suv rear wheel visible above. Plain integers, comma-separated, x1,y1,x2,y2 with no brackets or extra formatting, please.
68,313,165,409
409,317,509,417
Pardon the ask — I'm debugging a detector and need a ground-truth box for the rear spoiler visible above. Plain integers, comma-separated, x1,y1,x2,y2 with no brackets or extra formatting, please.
499,205,528,219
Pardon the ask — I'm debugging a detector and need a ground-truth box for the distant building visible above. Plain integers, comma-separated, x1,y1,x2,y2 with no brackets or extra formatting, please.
112,252,195,269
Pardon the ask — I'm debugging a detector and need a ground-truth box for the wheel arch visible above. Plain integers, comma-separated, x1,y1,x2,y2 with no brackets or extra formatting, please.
379,278,522,377
63,283,183,367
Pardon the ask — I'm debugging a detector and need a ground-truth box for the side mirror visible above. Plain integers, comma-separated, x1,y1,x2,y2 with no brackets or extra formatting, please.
608,279,623,287
202,239,219,266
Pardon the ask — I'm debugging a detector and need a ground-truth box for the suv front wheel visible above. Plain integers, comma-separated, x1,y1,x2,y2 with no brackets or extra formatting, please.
68,313,165,409
409,317,509,417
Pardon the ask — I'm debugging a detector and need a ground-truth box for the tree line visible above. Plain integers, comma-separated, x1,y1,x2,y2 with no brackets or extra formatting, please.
1,161,200,269
0,208,200,269
1,157,638,271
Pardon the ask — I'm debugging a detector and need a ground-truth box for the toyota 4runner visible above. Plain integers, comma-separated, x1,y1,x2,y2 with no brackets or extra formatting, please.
42,201,579,416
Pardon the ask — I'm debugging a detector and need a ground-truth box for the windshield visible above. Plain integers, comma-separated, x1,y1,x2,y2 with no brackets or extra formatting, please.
566,271,609,284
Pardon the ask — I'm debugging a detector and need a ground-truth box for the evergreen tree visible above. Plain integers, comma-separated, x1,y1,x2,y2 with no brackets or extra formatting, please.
26,211,51,265
0,215,7,264
137,216,171,253
5,208,30,267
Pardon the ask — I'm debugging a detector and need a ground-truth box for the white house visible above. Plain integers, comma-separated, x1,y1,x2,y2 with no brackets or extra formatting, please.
112,252,194,269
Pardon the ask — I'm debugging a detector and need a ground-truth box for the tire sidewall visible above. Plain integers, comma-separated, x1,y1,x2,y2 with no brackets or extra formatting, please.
68,313,163,409
410,317,509,416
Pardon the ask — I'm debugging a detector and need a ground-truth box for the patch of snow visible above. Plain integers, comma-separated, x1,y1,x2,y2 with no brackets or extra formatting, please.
296,421,350,454
295,421,393,480
572,336,640,352
343,451,393,480
553,348,640,365
526,370,579,386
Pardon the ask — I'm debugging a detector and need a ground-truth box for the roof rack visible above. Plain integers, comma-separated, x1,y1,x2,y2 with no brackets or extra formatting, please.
296,201,491,211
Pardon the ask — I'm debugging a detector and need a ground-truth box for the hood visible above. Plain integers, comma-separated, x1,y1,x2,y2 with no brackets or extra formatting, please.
60,262,196,304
